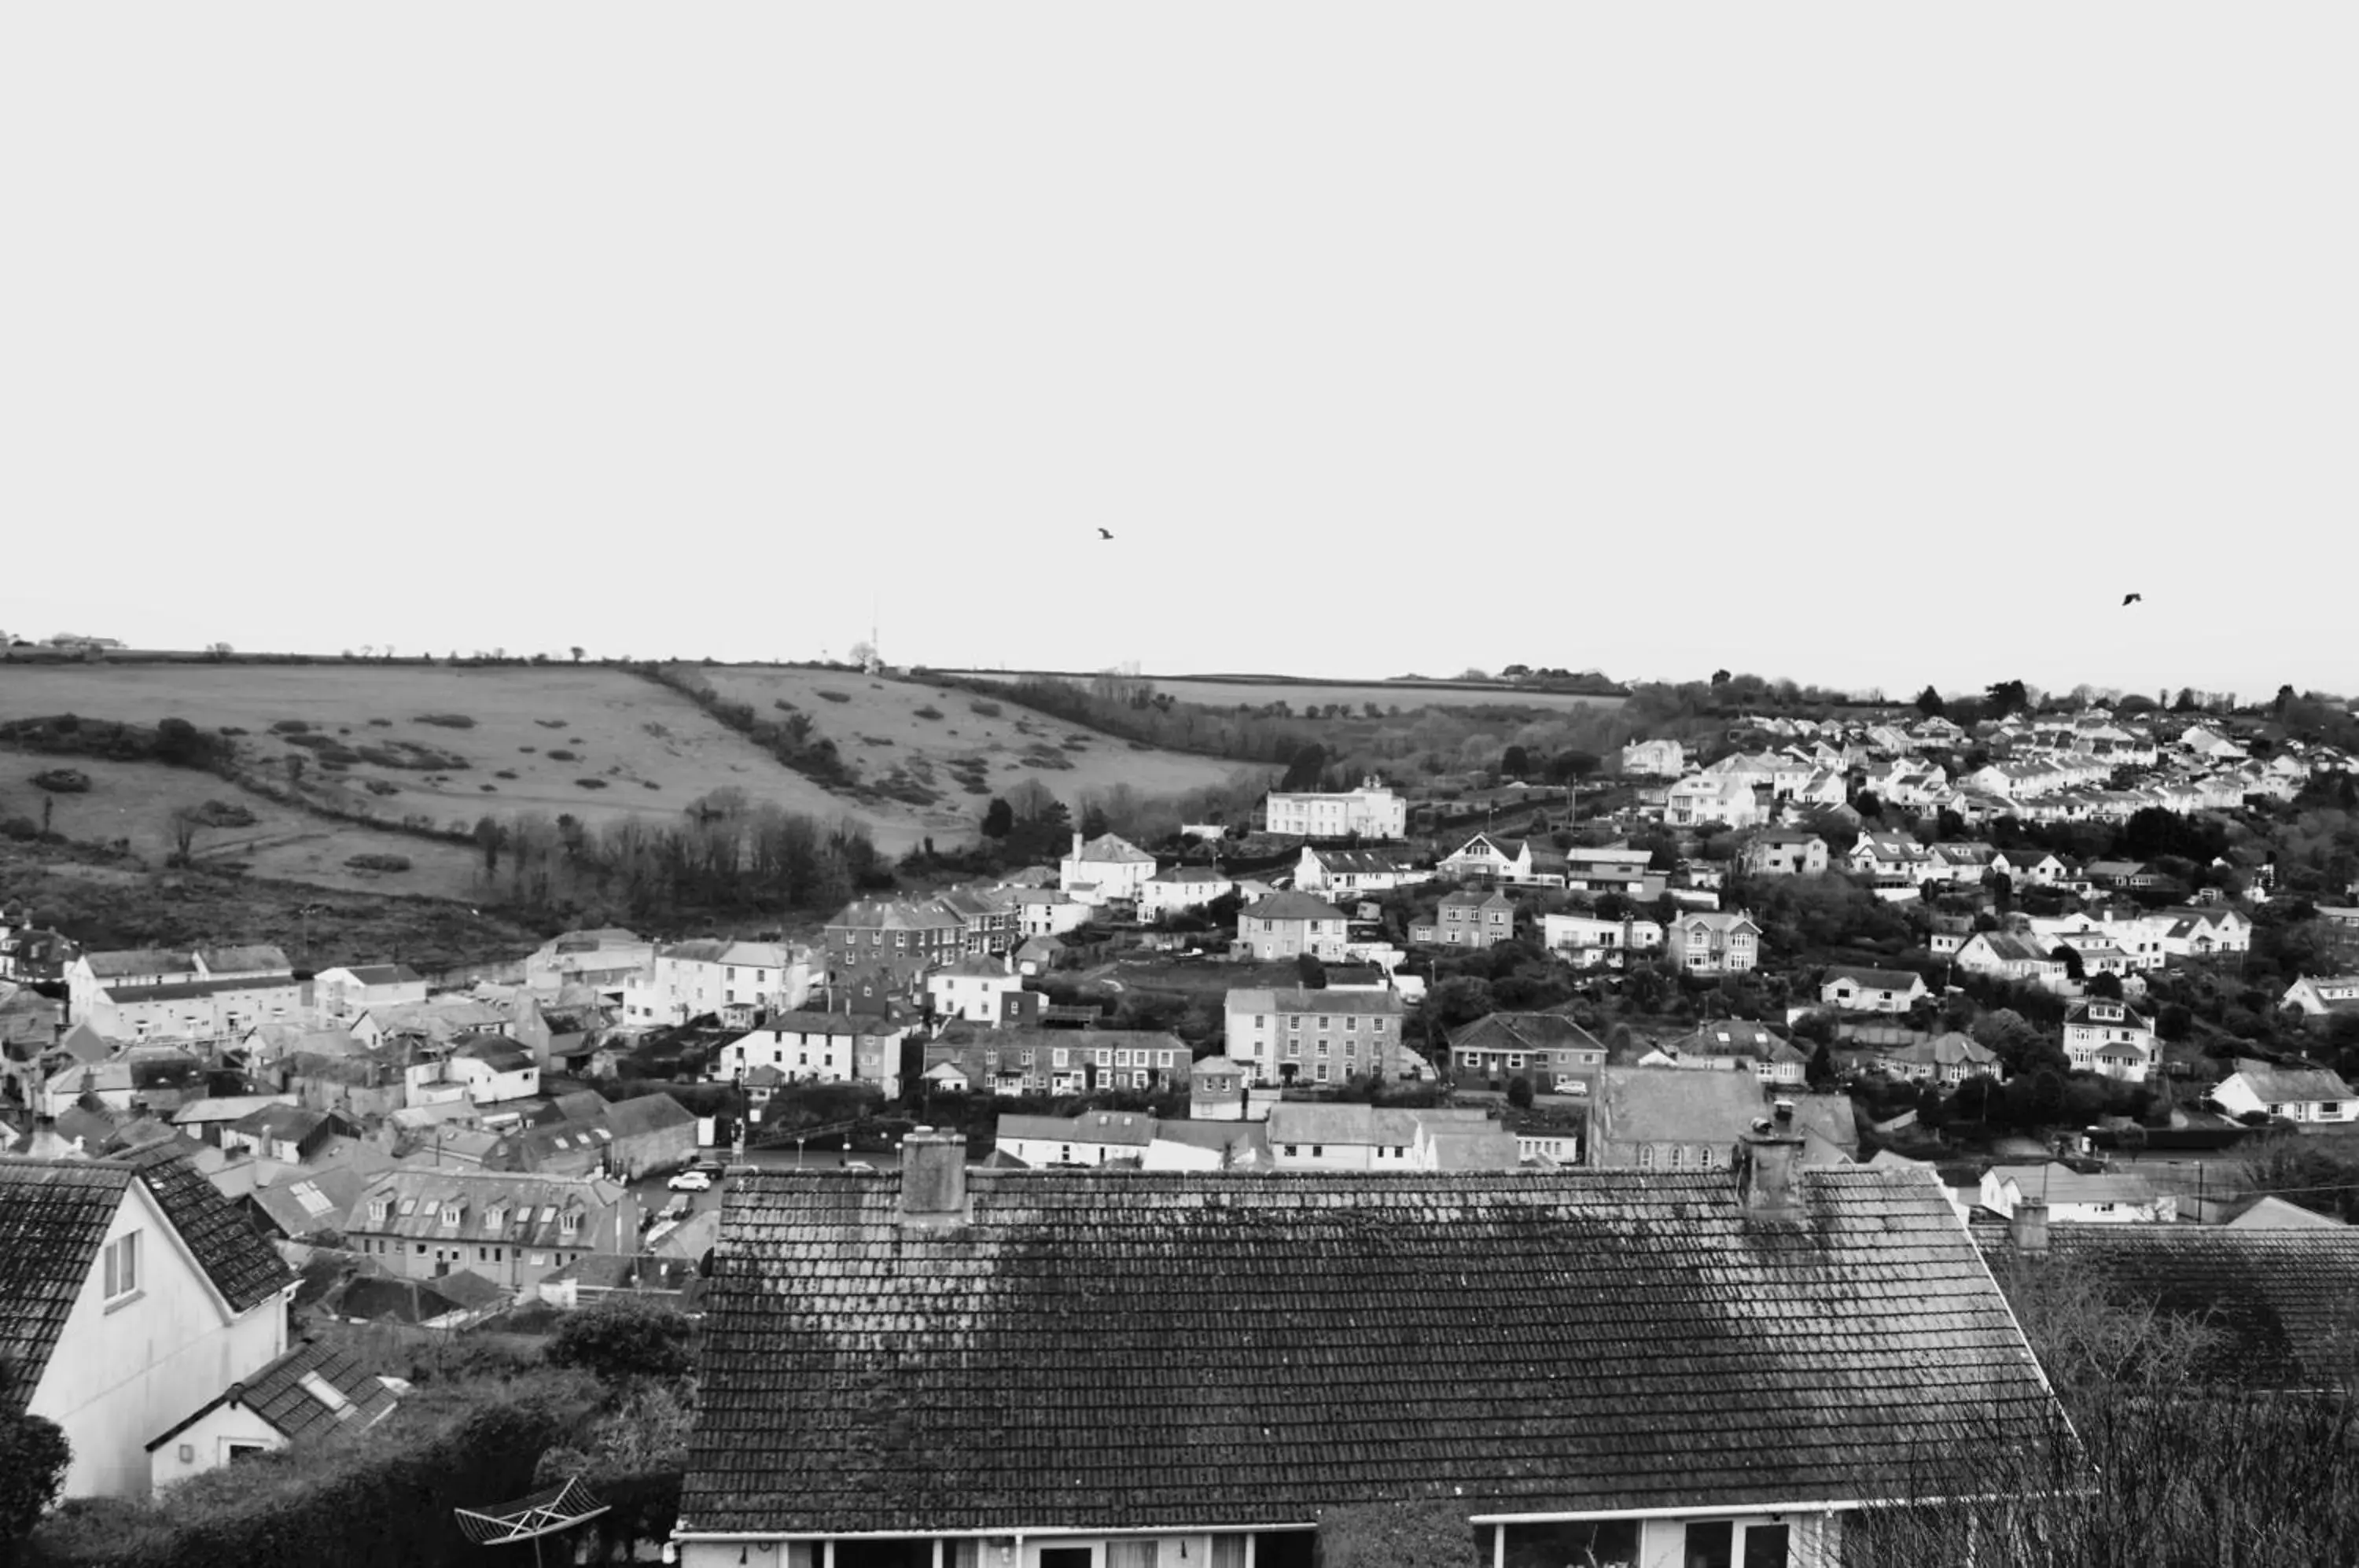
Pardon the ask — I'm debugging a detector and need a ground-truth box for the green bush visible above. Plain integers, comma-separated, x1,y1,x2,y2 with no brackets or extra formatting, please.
29,770,88,793
576,778,609,790
816,690,852,703
544,1299,694,1385
414,714,476,729
344,854,412,873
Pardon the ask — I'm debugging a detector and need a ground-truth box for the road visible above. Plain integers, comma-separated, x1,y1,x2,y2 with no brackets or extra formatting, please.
626,1143,909,1225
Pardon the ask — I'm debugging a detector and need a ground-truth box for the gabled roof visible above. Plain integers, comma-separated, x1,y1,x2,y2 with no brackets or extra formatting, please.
1446,1012,1606,1057
146,1334,400,1452
197,944,294,974
1820,966,1925,992
1242,892,1347,922
82,948,196,979
605,1091,697,1137
322,963,422,986
0,1147,291,1413
2225,1060,2357,1104
1069,834,1154,865
680,1166,2063,1536
1224,988,1403,1017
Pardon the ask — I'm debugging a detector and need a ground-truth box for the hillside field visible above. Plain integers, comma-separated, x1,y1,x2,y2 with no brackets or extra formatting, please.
691,665,1265,806
937,670,1628,715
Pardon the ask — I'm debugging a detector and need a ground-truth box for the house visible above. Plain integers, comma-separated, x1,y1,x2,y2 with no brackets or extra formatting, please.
2085,859,2166,891
2228,1195,2346,1231
1139,1118,1272,1171
1058,832,1157,906
2283,974,2359,1016
243,1166,373,1244
1590,1068,1772,1170
1136,865,1235,924
1979,1163,2175,1223
1293,845,1426,897
926,1029,1192,1097
405,1032,542,1109
996,1110,1160,1168
145,1334,402,1491
1427,889,1516,950
670,1133,2068,1568
1616,737,1687,777
926,954,1025,1024
1741,830,1828,877
1879,1032,2005,1086
2212,1060,2359,1124
1817,966,1930,1014
929,886,1022,955
716,1008,918,1099
341,1169,639,1294
1847,832,1932,885
1668,911,1761,974
2063,999,2158,1081
824,899,967,970
523,929,655,996
1264,1103,1520,1171
1232,892,1351,963
1989,848,2068,888
1955,932,2066,989
1647,1022,1810,1087
0,1144,292,1496
67,944,304,1048
1664,775,1761,829
219,1104,337,1166
1261,777,1408,840
1009,889,1092,942
310,963,427,1024
1446,1012,1608,1092
1539,911,1663,966
622,940,815,1029
1183,1055,1261,1121
1437,833,1563,887
2151,904,2253,960
1222,988,1407,1088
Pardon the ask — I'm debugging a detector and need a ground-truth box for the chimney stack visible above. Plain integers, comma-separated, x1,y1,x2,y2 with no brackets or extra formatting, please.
2011,1197,2049,1257
1736,1130,1806,1221
1072,830,1084,859
898,1126,968,1228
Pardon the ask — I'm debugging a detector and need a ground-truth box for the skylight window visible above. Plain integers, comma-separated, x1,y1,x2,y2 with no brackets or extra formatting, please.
300,1371,355,1420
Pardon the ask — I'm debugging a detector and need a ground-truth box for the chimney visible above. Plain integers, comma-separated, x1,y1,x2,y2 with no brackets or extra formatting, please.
2011,1197,2049,1257
1071,830,1085,859
1735,1130,1806,1220
899,1125,968,1228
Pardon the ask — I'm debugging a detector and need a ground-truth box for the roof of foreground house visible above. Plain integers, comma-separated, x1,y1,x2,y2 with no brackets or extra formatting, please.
679,1165,2065,1537
146,1334,401,1451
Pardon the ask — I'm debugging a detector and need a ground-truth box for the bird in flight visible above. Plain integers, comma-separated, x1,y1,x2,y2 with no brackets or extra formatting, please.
2122,593,2143,605
1097,528,1114,540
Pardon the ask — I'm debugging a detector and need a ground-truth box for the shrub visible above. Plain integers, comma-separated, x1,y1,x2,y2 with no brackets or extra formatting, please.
968,699,1003,717
414,713,476,728
367,718,392,727
642,780,661,790
270,720,311,734
546,749,578,762
364,780,399,796
193,800,256,827
344,853,412,872
479,783,496,791
536,719,567,729
0,816,38,841
0,1404,71,1548
544,1297,694,1384
494,770,517,780
913,705,944,720
31,768,90,793
816,690,852,703
576,778,609,790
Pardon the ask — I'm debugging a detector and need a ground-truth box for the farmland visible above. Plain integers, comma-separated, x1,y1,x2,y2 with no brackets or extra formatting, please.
688,664,1268,806
934,670,1628,715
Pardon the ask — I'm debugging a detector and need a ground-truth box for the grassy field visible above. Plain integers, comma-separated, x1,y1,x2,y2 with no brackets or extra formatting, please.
694,665,1265,807
0,754,483,899
937,670,1628,714
0,663,965,852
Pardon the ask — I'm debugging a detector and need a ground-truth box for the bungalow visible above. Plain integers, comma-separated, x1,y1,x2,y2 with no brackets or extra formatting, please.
2063,999,2158,1081
1292,845,1425,897
1817,966,1930,1014
995,1110,1159,1168
145,1336,401,1493
1437,833,1562,887
1445,1012,1608,1092
2284,974,2359,1017
1232,892,1351,963
1980,1162,2175,1223
2212,1060,2359,1124
672,1136,2065,1568
1654,1023,1810,1087
1954,932,2067,989
1538,911,1664,966
1740,830,1828,878
1668,911,1761,974
2085,859,2166,891
0,1144,292,1497
1879,1031,2004,1086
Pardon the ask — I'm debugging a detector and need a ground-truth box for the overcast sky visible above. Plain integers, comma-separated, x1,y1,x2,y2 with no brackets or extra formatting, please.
4,4,2352,702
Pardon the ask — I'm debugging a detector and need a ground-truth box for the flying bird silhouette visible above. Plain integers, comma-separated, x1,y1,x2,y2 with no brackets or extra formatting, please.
1097,528,1114,540
2122,593,2143,605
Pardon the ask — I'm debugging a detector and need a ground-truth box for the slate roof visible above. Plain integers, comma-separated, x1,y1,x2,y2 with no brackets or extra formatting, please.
1241,892,1348,922
146,1335,400,1450
681,1166,2065,1537
83,948,196,979
1446,1012,1606,1058
1225,988,1403,1018
197,944,295,974
1820,966,1925,993
329,963,422,986
0,1147,290,1412
2225,1060,2357,1104
2001,1224,2359,1389
1069,834,1154,865
605,1091,697,1138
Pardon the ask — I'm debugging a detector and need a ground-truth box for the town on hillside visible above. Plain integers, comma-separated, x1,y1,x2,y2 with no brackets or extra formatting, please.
9,682,2359,1562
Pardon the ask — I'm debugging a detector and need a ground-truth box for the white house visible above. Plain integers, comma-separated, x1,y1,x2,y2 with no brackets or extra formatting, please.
1058,833,1157,905
1990,849,2067,888
1011,889,1092,939
2063,999,2158,1081
1437,833,1563,887
1817,966,1930,1014
68,946,304,1048
2212,1060,2359,1124
1979,1163,2176,1223
623,940,814,1029
926,955,1024,1024
2284,974,2359,1016
1668,911,1761,974
1616,738,1688,777
995,1110,1159,1168
1540,912,1665,966
1955,932,2068,989
310,964,427,1025
1223,987,1408,1088
1262,778,1408,841
0,1146,292,1497
1664,775,1761,828
1294,845,1426,896
1848,833,1933,885
1741,830,1828,877
1136,865,1235,924
146,1337,403,1492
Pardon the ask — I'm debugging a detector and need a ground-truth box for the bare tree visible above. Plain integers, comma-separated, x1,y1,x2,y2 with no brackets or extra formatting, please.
166,805,203,864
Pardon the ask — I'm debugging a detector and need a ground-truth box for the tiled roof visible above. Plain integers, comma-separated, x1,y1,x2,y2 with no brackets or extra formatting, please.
1241,892,1347,922
344,1169,631,1252
0,1158,126,1414
116,1141,293,1309
1224,988,1403,1018
1445,1012,1606,1057
83,948,195,978
333,963,422,985
681,1166,2063,1536
1820,966,1924,992
1998,1224,2359,1389
197,944,294,974
147,1335,400,1451
2225,1060,2357,1104
1302,848,1418,874
1072,834,1154,865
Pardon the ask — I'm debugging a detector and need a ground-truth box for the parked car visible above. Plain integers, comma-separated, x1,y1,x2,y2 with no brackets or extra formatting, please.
667,1169,714,1192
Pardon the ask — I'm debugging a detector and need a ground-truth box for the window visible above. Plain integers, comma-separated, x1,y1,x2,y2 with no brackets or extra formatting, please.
103,1231,140,1301
1107,1543,1160,1568
1639,1145,1655,1170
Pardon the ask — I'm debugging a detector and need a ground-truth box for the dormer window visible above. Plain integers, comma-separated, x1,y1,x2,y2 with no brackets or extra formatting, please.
559,1210,581,1239
486,1205,506,1230
368,1198,390,1224
440,1203,463,1227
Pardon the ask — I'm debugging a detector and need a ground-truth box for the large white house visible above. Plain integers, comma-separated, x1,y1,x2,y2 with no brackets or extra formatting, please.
0,1145,292,1497
1263,777,1408,840
622,940,814,1029
1233,892,1351,963
1223,987,1409,1087
2063,999,2158,1081
66,945,303,1047
2212,1060,2359,1124
1058,833,1157,905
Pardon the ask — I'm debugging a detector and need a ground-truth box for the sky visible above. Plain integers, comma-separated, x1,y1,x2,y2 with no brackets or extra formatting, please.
3,5,2353,703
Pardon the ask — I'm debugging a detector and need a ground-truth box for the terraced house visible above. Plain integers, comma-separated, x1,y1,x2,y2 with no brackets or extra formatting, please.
672,1132,2068,1568
1223,988,1405,1087
340,1169,639,1294
65,944,303,1047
